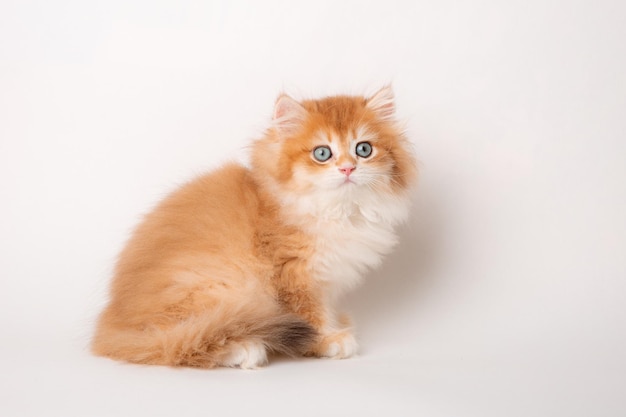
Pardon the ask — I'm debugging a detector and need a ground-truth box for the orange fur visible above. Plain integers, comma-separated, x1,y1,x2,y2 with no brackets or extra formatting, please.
92,87,416,368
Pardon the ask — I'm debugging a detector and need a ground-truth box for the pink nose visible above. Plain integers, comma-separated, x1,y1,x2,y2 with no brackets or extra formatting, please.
338,166,356,176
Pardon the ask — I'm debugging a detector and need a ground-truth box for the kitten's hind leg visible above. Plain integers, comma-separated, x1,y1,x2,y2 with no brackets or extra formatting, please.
218,340,268,369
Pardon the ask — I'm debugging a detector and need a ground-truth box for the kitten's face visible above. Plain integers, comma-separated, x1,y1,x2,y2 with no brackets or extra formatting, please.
286,124,397,193
252,87,415,198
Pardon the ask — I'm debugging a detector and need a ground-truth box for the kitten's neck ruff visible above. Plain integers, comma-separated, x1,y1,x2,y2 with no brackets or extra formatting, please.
282,185,410,225
257,171,410,224
261,175,412,295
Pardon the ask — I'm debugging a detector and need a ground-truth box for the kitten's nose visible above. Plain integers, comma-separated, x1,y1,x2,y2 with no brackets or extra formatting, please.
338,166,356,176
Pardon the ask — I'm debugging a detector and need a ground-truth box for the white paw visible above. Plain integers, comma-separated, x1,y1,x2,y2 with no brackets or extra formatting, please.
319,332,358,359
220,341,267,369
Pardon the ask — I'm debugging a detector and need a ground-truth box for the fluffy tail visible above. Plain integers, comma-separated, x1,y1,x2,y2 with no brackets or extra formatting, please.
91,301,316,368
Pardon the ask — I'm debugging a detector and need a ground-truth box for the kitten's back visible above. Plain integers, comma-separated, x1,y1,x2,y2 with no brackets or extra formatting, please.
92,163,315,367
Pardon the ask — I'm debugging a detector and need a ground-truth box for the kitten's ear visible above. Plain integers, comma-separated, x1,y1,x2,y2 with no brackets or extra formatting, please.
366,85,395,120
273,94,307,135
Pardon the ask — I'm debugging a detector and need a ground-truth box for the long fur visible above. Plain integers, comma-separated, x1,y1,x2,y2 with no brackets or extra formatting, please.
92,87,416,368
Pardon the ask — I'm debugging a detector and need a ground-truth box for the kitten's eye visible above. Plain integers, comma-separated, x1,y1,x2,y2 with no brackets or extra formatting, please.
312,146,332,162
356,142,373,158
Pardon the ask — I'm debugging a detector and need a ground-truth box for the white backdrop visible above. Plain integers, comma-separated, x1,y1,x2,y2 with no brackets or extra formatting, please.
1,1,625,416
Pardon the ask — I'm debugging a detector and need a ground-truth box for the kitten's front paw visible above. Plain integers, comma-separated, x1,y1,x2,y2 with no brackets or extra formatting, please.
313,331,358,359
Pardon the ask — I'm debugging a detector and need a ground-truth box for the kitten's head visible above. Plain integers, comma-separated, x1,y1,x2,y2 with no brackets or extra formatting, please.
252,86,416,200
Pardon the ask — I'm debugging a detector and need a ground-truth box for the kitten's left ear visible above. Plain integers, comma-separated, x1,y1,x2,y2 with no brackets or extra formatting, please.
366,85,395,120
273,93,307,135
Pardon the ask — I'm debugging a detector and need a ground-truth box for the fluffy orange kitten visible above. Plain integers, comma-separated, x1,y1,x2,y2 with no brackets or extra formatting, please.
92,86,416,368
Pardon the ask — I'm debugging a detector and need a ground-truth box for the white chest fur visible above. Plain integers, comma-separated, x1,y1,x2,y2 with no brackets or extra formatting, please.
310,208,399,291
281,188,412,295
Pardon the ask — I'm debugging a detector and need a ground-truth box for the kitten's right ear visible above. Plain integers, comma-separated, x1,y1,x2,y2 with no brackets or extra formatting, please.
273,94,307,135
366,85,396,121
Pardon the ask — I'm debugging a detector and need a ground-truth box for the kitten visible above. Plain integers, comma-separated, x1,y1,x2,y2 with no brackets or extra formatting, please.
92,86,416,368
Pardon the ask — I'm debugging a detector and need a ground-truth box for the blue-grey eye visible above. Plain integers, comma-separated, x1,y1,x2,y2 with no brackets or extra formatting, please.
312,146,332,162
356,142,373,158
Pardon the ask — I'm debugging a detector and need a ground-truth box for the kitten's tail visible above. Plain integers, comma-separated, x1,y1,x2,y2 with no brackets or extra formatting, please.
259,313,318,357
92,300,316,368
